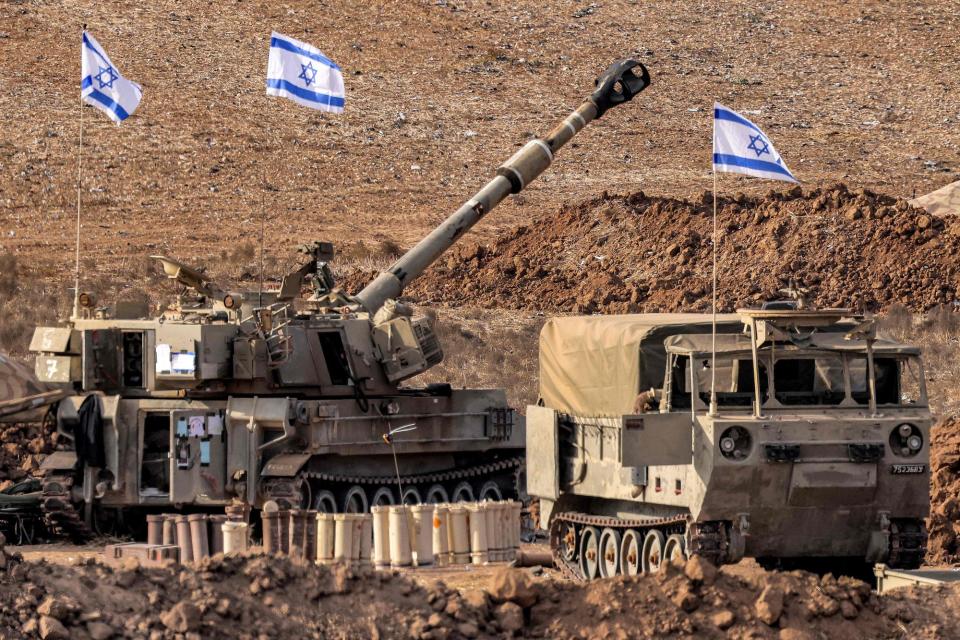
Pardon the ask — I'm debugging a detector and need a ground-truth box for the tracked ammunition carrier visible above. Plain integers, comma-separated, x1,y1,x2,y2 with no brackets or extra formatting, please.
528,308,930,579
28,58,651,537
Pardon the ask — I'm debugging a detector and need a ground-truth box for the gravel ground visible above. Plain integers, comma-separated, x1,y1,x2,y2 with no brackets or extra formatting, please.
1,0,959,286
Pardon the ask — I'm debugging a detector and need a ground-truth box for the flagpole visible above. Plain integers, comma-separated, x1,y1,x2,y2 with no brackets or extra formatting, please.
710,148,717,416
709,167,718,416
72,73,85,320
258,162,265,309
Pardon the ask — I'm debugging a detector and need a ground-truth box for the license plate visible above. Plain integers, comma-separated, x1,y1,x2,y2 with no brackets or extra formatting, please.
891,464,925,474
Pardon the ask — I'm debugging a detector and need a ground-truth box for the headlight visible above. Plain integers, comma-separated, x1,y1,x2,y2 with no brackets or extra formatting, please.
889,423,923,457
719,426,752,461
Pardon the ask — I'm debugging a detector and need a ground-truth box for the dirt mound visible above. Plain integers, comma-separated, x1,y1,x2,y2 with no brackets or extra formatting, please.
514,560,959,640
0,421,55,488
928,416,960,565
0,551,430,639
1,543,959,640
411,184,960,314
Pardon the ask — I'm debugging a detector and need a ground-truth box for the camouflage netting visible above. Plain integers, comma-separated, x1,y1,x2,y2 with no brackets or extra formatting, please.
0,352,46,407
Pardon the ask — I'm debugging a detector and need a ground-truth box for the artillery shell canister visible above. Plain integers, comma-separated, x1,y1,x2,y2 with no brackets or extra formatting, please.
316,513,336,564
371,506,391,569
261,510,281,554
146,514,164,546
388,506,412,568
175,515,193,564
188,514,209,560
162,514,177,547
208,515,228,555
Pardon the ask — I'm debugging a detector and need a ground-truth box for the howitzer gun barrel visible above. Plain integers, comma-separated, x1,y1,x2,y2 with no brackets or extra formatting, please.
354,59,650,313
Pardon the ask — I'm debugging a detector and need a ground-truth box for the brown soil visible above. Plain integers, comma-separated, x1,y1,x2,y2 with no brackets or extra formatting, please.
410,184,959,314
0,421,54,488
928,416,960,566
1,540,959,640
2,1,959,289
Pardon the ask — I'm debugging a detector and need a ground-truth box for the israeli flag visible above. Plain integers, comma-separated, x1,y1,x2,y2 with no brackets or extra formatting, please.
266,32,345,113
80,31,142,123
713,103,797,183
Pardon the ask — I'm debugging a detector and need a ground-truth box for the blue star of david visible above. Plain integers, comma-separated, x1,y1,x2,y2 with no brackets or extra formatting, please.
298,62,318,87
95,65,118,90
747,134,770,157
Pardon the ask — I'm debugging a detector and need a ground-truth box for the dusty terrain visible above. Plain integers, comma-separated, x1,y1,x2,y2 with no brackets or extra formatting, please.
409,184,959,314
1,0,959,291
928,416,960,566
2,2,960,637
3,539,960,640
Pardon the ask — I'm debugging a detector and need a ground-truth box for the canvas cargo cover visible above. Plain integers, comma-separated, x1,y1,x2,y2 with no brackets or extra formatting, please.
539,314,740,417
910,179,960,217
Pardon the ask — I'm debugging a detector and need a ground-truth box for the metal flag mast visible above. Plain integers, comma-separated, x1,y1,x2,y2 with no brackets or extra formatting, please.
709,122,719,417
72,24,88,321
258,160,266,309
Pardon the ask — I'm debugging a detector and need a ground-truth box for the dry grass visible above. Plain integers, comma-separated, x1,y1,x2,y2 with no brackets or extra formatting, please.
879,305,960,417
0,251,162,359
0,253,66,358
412,306,543,411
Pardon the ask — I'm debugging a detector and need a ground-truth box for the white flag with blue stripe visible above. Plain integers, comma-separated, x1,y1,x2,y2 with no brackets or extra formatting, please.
713,103,797,183
266,32,345,113
81,31,142,123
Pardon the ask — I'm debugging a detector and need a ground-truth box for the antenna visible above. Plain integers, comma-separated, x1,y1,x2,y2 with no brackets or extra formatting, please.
709,167,718,416
72,25,88,320
259,166,265,308
382,423,416,502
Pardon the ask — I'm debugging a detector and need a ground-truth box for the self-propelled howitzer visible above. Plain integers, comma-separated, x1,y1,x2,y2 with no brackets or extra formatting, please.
29,59,650,538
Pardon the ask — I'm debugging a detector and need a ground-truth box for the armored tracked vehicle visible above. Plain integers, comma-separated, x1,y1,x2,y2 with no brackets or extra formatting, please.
28,59,651,537
527,307,930,579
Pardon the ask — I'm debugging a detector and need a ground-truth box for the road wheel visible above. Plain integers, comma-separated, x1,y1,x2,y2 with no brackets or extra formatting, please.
620,529,642,576
370,487,395,506
401,487,422,505
664,533,686,565
642,529,666,574
313,490,337,513
559,520,578,563
579,526,600,580
425,484,449,504
451,482,474,503
598,528,622,578
342,486,368,513
478,480,503,501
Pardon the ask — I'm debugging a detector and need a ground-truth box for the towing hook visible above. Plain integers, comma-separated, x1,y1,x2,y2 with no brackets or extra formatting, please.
591,58,651,117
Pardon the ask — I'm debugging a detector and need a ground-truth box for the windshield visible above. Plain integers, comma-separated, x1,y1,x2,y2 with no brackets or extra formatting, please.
668,355,768,408
773,355,845,405
848,356,922,405
668,350,924,410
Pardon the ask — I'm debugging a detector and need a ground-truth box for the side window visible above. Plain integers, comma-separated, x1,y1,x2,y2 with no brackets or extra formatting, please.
898,358,922,405
774,357,844,405
851,357,903,405
874,358,900,405
697,358,766,407
774,358,815,393
317,331,352,385
734,359,768,393
671,355,691,409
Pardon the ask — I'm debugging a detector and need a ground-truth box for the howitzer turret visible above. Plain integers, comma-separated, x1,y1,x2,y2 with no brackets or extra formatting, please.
26,59,650,539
